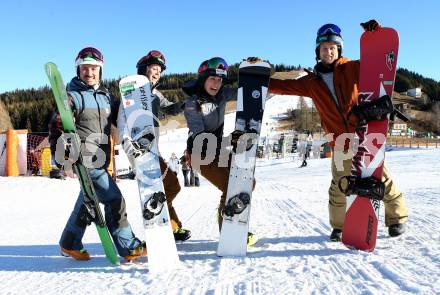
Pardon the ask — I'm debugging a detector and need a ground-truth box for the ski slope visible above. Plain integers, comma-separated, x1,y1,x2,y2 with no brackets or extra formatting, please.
1,95,439,294
0,145,439,294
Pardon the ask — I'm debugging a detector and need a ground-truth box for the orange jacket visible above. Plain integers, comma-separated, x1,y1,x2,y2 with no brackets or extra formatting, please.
268,57,360,146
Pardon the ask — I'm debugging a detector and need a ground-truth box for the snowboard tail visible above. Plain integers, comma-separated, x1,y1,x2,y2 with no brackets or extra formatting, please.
44,62,120,265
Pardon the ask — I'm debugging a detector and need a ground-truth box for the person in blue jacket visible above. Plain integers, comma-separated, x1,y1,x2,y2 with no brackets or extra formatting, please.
56,47,146,262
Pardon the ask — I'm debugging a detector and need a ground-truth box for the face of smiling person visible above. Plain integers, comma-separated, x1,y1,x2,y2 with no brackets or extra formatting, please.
146,64,162,84
79,64,100,86
319,42,339,65
204,76,223,96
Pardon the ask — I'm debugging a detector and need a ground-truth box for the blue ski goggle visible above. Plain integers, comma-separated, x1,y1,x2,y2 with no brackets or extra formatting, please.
317,24,342,37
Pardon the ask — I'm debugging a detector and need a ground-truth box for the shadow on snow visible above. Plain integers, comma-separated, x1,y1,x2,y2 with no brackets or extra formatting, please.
0,235,355,273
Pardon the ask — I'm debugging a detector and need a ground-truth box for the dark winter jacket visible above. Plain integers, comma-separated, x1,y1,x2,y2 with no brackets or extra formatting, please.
48,111,63,156
182,79,236,156
67,77,119,169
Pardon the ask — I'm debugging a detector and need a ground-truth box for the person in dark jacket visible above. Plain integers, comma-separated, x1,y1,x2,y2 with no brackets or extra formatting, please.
56,47,146,262
48,111,66,179
182,57,256,244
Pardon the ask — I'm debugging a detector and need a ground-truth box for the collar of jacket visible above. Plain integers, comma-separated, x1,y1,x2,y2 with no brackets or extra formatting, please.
68,77,109,94
312,57,351,76
183,79,223,104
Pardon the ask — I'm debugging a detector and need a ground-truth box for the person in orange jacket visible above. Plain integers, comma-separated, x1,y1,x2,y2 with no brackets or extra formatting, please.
268,20,408,241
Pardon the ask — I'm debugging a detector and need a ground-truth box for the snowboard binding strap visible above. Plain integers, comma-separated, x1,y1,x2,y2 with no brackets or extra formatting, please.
143,192,166,220
223,192,251,217
132,126,156,153
349,94,394,126
338,175,385,200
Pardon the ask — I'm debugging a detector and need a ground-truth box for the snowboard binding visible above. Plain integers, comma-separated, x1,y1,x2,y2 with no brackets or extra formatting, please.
338,175,385,200
76,203,97,227
349,94,394,126
132,126,156,154
143,192,167,220
348,94,410,126
231,130,258,153
223,192,251,217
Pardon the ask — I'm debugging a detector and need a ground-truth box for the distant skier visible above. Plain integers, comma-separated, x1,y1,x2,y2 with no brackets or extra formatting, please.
180,152,191,187
117,50,191,241
300,133,313,168
182,57,256,245
168,152,179,176
268,20,408,241
190,167,200,187
56,47,146,261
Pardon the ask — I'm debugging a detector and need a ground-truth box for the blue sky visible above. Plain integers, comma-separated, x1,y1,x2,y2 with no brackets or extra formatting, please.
0,0,438,93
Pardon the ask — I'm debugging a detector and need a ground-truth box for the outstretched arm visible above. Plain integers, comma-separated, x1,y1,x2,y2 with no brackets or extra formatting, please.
268,73,312,98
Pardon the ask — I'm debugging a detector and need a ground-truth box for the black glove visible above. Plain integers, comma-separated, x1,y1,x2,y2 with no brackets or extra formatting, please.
246,57,262,63
361,19,380,32
230,130,257,152
230,130,245,148
163,101,184,114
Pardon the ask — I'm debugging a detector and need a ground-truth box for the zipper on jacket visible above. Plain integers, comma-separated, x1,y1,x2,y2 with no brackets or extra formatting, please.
319,76,350,133
337,84,350,132
94,91,103,136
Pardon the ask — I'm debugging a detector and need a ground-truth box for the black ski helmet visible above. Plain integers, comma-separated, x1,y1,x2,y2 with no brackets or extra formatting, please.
197,57,228,81
315,24,344,61
136,50,166,75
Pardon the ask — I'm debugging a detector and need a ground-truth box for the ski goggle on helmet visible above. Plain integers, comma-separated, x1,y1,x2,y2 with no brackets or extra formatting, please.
198,57,228,78
136,50,166,71
75,47,104,67
316,23,344,51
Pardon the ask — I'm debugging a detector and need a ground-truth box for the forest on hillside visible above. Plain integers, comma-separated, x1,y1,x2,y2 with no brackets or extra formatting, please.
0,64,439,133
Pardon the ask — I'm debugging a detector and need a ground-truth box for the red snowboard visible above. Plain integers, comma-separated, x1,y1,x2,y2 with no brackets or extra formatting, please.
342,27,399,252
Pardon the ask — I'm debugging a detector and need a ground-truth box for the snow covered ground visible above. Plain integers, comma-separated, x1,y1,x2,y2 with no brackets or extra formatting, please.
1,95,439,294
1,144,439,294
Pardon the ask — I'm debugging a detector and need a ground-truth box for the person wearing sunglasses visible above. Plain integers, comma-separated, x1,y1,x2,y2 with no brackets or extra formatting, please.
268,20,408,242
182,57,257,245
117,50,191,242
57,47,147,262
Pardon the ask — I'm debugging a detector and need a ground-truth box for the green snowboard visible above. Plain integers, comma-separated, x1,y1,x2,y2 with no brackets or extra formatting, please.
44,62,119,265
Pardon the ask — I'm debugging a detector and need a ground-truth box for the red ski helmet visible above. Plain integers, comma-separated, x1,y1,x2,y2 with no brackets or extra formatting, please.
136,50,166,75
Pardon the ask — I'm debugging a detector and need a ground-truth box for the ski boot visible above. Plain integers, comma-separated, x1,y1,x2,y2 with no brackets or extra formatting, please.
60,247,91,261
330,229,342,242
173,228,191,241
247,232,258,246
388,223,406,237
124,241,147,262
